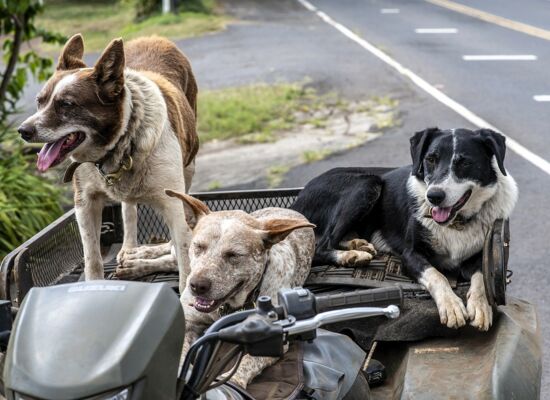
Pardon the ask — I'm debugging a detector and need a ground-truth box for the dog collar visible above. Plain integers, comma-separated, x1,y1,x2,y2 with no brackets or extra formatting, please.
217,258,270,318
62,154,133,186
63,161,82,183
95,154,133,186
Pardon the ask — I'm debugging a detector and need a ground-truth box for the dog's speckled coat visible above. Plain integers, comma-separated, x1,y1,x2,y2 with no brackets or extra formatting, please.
166,190,315,389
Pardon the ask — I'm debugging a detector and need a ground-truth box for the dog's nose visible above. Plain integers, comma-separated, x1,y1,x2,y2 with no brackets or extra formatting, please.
190,277,212,296
18,124,36,142
427,189,446,206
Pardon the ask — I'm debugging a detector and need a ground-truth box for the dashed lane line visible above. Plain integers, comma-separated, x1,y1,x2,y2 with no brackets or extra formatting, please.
296,0,550,176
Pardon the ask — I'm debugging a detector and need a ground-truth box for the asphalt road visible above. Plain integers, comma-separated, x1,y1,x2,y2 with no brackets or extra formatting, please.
276,0,550,394
14,0,549,393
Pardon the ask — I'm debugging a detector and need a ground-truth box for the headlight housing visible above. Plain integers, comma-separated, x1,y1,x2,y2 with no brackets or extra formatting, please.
14,386,130,400
86,386,131,400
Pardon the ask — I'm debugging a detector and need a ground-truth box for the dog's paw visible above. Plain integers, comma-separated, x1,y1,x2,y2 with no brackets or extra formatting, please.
115,259,151,279
337,250,374,267
115,266,140,280
116,247,133,264
467,291,493,331
342,239,377,255
435,291,468,329
120,245,168,261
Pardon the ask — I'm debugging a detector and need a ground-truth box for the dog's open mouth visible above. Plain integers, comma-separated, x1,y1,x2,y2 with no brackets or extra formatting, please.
193,281,245,314
37,132,85,172
431,189,472,224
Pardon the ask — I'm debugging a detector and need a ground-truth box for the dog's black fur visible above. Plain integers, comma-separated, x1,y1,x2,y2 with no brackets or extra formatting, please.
291,128,511,283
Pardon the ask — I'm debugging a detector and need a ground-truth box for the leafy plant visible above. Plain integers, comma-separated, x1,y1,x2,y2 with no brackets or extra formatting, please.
0,0,65,128
0,1,65,260
0,138,64,260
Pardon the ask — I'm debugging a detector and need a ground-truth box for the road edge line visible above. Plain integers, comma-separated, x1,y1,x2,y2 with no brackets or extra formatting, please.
425,0,550,42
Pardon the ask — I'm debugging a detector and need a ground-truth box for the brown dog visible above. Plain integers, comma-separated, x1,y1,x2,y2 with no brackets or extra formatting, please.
18,34,198,290
165,190,315,389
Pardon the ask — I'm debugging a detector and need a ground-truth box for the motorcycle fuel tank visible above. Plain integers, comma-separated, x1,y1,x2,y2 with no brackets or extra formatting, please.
3,281,184,400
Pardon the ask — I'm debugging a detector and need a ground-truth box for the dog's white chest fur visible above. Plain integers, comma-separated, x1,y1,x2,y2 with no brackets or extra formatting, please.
421,219,487,266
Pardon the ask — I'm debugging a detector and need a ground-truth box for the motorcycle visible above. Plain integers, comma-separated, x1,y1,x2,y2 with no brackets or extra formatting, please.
1,282,401,400
0,184,542,399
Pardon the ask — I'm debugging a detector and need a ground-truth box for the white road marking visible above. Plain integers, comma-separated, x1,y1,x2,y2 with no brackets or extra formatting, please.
415,28,458,33
463,55,537,61
296,0,550,176
381,8,400,14
534,95,550,102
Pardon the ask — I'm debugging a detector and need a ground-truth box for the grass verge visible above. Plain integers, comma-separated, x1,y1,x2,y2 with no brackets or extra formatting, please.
37,0,226,52
198,84,320,143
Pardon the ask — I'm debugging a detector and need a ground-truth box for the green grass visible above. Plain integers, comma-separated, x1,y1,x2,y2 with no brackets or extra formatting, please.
207,180,221,190
198,84,314,143
37,0,226,52
267,165,290,188
302,149,332,163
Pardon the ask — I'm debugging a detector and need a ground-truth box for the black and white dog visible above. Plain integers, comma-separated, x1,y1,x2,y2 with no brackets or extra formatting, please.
292,128,518,331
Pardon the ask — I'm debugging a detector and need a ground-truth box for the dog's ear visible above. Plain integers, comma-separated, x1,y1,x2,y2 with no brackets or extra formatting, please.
93,38,125,103
477,129,507,176
259,219,315,248
410,127,440,179
57,34,86,71
165,189,210,222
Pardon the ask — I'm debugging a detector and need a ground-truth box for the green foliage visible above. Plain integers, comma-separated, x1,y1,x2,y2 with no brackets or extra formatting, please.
135,0,160,21
134,0,216,21
0,1,65,260
0,0,65,128
0,135,64,260
37,0,225,52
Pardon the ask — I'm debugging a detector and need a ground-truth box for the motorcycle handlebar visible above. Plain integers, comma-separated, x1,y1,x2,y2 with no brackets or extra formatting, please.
315,287,403,313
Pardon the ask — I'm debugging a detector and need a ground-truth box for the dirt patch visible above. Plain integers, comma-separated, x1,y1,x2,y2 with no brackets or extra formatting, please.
193,98,399,190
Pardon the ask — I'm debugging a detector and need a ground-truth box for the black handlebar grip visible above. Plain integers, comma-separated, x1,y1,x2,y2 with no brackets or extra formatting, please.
315,287,403,313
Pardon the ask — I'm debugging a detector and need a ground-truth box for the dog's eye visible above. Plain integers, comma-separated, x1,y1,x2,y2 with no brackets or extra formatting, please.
36,96,46,106
455,158,472,168
56,99,74,108
425,156,437,165
224,251,241,261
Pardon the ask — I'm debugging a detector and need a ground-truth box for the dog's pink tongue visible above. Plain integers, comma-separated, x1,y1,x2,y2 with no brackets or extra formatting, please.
432,207,452,223
37,139,64,172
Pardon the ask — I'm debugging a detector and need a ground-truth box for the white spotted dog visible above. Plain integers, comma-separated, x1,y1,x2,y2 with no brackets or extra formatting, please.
165,189,315,389
17,34,199,291
292,128,518,331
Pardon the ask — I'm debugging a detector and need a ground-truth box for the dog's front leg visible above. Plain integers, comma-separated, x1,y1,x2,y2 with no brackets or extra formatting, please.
466,271,493,331
75,193,105,280
117,202,138,263
418,266,468,329
156,196,192,293
460,254,493,331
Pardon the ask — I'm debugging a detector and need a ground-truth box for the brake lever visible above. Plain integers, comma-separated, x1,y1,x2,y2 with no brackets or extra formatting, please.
283,305,400,336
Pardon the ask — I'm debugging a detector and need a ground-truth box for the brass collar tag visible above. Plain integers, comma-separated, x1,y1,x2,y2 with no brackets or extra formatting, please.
95,155,133,186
